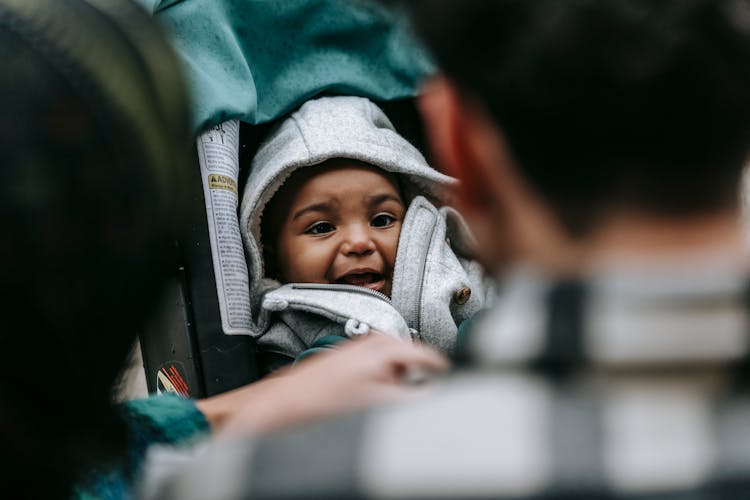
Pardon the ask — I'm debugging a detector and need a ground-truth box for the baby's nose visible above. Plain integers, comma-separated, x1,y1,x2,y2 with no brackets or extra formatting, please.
341,224,376,255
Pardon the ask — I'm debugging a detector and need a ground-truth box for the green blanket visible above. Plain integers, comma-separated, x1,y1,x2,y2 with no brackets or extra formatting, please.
137,0,435,135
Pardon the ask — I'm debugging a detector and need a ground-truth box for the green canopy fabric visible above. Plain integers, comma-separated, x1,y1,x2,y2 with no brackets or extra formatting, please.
137,0,435,135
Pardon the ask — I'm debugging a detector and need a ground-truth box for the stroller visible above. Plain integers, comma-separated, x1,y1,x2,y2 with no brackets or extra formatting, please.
136,0,436,398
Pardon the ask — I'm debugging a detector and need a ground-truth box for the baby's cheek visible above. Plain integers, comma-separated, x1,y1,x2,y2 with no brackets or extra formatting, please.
289,244,336,283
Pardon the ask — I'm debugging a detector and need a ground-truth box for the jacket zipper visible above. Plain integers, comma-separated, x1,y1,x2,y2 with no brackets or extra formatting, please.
290,283,392,303
410,222,437,333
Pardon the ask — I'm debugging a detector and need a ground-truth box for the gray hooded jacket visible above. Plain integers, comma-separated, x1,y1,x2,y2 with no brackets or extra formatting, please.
239,96,492,370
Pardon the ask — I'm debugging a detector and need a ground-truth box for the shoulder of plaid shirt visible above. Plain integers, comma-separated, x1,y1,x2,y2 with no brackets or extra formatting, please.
138,257,750,500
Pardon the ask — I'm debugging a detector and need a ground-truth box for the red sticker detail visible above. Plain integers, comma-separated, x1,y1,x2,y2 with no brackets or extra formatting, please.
156,362,190,397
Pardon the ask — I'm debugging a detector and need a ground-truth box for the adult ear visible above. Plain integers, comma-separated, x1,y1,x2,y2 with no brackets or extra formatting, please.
418,75,516,270
418,75,492,211
418,75,528,217
417,75,576,274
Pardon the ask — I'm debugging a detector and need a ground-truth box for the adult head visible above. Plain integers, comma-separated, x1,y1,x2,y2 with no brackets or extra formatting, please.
0,0,190,495
408,0,750,273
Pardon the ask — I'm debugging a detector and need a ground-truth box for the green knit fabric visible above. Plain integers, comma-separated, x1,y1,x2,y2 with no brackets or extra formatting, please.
295,335,349,363
122,393,209,446
73,394,209,499
135,0,435,134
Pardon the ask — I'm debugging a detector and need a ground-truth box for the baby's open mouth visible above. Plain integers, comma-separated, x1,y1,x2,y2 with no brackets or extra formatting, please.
335,272,386,292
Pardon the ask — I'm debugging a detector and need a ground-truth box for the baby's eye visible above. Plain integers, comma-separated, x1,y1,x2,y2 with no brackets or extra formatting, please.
371,214,396,228
305,222,335,235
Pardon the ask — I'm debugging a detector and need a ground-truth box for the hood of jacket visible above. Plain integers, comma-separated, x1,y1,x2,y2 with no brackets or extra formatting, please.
239,95,456,333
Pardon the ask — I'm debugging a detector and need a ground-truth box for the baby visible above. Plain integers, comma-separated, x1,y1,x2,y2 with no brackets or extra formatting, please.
240,96,491,375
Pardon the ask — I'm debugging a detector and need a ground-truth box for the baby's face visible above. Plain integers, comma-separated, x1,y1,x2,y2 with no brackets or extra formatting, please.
272,162,404,296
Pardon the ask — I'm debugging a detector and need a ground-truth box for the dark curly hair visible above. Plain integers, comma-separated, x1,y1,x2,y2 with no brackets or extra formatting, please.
0,0,191,496
407,0,750,234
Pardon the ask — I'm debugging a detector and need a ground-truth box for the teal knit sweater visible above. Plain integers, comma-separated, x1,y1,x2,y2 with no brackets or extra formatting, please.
74,394,209,500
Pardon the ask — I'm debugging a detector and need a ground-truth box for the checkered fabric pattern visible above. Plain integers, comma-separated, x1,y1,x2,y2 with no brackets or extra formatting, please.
144,262,750,499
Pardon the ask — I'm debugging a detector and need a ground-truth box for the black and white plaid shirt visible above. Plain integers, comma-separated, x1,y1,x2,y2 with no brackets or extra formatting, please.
144,261,750,499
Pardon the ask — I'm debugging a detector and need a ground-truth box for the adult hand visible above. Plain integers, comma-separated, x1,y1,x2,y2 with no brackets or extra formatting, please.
197,334,449,437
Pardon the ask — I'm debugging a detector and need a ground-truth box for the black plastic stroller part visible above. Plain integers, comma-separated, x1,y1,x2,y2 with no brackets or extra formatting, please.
140,140,259,399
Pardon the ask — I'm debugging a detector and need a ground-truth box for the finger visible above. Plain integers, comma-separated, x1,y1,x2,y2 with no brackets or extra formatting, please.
367,382,437,406
397,343,451,373
365,336,451,373
299,334,450,377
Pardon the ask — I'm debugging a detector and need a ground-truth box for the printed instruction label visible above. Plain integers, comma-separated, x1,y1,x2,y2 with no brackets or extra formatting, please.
196,120,253,335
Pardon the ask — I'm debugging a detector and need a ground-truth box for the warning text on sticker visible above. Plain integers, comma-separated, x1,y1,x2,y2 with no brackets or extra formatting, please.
208,174,238,196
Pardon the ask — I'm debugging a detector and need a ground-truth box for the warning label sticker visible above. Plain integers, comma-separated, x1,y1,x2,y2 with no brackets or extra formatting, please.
208,173,238,195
